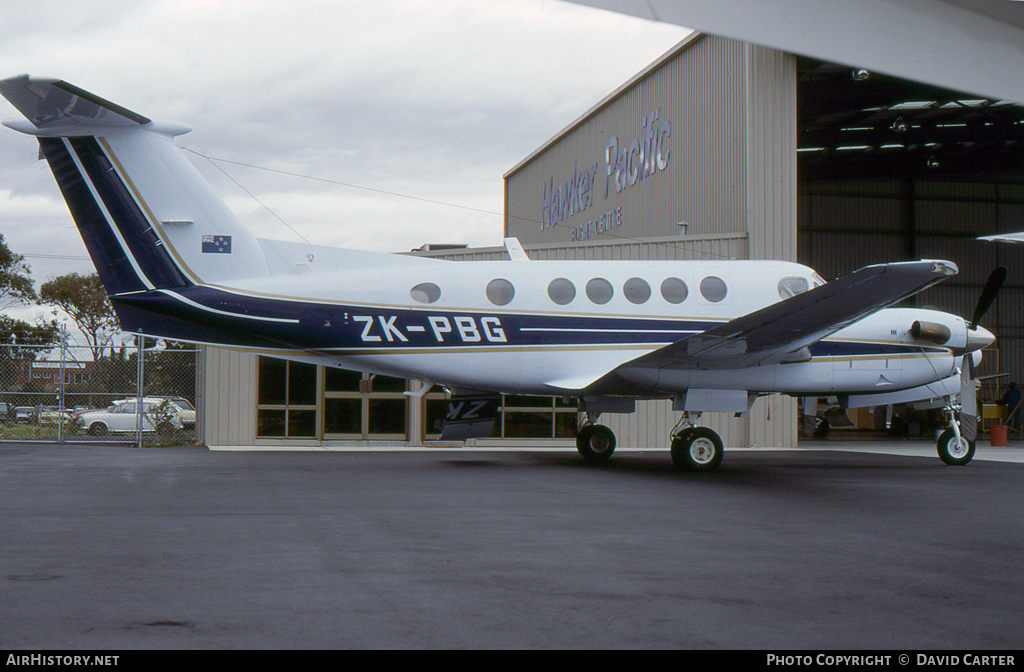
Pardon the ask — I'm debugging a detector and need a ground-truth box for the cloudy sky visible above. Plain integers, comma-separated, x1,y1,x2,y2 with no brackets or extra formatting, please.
0,0,689,312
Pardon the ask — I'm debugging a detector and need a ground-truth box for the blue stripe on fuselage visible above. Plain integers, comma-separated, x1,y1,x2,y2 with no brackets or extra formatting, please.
112,286,947,357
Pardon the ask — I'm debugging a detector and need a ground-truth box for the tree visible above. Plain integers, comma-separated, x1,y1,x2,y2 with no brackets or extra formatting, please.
0,233,37,310
0,315,60,390
39,273,118,361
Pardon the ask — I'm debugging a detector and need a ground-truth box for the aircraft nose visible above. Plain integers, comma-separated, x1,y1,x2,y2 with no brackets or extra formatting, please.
965,325,995,353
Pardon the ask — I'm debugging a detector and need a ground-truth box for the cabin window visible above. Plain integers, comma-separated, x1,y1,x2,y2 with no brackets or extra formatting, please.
585,278,614,305
700,276,728,303
486,278,515,306
548,278,576,305
623,277,651,304
778,276,809,299
660,277,689,304
410,282,441,304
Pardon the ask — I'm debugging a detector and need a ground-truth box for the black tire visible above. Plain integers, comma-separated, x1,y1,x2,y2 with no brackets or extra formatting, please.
671,427,723,472
937,428,975,466
87,422,108,436
156,422,173,437
576,424,616,461
812,417,830,439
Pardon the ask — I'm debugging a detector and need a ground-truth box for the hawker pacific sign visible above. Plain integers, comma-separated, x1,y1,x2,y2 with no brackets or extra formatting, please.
539,108,671,242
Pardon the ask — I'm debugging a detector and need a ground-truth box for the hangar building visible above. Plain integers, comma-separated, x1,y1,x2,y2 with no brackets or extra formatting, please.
198,32,1024,449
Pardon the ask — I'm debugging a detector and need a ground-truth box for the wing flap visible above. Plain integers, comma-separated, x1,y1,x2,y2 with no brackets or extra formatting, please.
617,259,957,372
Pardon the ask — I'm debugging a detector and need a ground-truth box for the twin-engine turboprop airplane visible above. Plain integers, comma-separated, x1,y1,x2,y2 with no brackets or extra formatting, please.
0,75,1001,470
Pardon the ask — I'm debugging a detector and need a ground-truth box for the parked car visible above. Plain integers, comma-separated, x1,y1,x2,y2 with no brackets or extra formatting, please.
75,398,183,436
14,406,35,423
38,406,73,425
109,396,195,428
163,398,195,427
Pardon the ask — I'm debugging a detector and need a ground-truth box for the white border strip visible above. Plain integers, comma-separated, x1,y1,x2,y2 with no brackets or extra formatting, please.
157,289,300,324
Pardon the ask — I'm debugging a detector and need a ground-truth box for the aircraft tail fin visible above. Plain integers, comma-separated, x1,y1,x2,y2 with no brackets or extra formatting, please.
0,74,271,296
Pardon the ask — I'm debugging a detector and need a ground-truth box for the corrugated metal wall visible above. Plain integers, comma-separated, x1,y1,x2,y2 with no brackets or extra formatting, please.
799,178,1024,398
199,347,257,446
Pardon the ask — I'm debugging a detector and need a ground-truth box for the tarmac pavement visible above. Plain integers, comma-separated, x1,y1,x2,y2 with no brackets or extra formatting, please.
1,439,1022,649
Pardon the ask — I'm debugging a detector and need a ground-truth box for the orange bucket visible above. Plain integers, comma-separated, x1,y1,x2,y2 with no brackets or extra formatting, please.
990,424,1008,447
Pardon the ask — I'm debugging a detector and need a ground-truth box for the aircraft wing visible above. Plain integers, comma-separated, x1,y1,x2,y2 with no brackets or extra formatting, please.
614,259,956,372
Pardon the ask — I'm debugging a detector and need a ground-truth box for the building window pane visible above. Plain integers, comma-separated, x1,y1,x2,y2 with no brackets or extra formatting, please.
555,413,577,438
425,398,449,438
257,409,286,437
288,409,317,437
660,277,688,304
547,278,576,305
370,375,407,393
368,399,407,435
503,411,554,438
623,277,651,304
504,395,553,408
585,278,614,304
410,282,441,304
486,279,515,306
700,276,728,302
288,361,317,405
324,398,361,434
257,356,319,439
258,358,287,405
325,368,362,392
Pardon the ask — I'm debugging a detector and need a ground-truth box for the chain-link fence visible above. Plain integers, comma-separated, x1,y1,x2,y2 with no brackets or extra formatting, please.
0,334,199,446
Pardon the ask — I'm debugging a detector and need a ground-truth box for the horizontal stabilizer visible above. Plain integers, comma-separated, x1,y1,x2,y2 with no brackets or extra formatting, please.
0,74,150,131
979,232,1024,244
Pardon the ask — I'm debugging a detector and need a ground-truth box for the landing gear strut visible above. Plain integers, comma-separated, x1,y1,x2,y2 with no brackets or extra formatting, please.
669,413,724,472
936,397,975,466
576,413,616,461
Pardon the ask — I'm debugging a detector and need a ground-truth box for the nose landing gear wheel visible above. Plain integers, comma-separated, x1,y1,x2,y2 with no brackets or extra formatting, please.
671,427,723,472
936,428,975,466
576,424,616,461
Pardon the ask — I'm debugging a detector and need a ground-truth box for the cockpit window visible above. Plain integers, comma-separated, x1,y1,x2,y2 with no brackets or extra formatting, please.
778,276,810,299
410,282,441,304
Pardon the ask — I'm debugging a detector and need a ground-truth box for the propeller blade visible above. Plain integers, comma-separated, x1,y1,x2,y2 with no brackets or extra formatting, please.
971,266,1007,330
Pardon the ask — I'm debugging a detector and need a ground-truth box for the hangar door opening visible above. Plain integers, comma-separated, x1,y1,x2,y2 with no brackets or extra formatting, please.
796,58,1024,435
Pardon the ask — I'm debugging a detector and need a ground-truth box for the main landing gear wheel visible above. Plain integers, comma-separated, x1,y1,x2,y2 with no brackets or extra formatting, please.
671,427,723,472
936,428,975,466
576,424,616,461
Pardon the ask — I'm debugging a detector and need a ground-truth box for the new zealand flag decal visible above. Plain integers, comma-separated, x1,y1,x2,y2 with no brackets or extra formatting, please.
202,235,232,254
